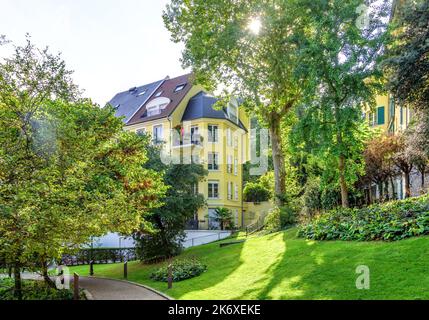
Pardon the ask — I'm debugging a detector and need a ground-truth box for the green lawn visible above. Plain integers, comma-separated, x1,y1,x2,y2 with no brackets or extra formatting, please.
70,229,429,300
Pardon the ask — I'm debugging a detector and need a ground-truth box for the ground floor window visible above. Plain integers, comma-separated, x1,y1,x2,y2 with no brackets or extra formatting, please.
208,181,219,199
208,208,220,229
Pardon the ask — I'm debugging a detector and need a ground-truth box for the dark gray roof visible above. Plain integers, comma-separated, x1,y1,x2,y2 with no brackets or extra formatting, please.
108,79,164,124
182,91,247,131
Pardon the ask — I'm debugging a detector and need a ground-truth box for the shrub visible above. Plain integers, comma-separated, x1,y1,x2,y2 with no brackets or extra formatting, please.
0,278,78,300
150,258,207,282
298,195,429,241
264,206,296,232
243,182,271,203
301,177,322,218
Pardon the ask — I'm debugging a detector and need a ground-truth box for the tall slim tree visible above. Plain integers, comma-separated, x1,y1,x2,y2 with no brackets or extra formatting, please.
297,0,390,207
163,0,313,206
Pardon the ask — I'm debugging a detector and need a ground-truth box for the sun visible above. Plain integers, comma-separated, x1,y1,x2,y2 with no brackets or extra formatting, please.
248,17,262,35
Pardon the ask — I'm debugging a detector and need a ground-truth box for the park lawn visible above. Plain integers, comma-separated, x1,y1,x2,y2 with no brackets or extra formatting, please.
70,228,429,300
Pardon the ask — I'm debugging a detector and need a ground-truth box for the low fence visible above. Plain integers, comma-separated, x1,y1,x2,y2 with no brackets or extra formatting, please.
61,247,137,266
182,232,232,248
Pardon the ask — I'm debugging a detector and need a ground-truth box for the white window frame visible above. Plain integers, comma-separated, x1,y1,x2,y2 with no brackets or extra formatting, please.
227,181,232,200
153,125,163,144
208,152,219,171
234,158,238,176
234,184,239,201
208,124,219,143
227,128,232,146
234,209,239,226
191,125,200,145
227,155,233,174
208,181,219,199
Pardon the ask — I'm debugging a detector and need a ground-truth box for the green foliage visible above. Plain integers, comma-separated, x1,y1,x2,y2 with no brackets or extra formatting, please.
264,206,296,232
0,37,165,297
298,195,429,241
163,0,319,205
243,182,270,203
301,177,322,217
135,142,208,263
0,278,77,300
384,0,429,113
150,258,207,282
291,0,390,207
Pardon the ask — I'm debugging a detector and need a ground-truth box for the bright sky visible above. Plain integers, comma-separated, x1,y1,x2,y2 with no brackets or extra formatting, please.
0,0,187,105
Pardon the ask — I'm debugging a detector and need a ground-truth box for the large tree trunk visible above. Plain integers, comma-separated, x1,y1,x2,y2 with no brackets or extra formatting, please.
41,259,56,289
269,121,286,207
404,172,411,198
338,154,349,208
378,181,384,202
13,265,22,300
390,176,396,200
384,180,390,201
368,183,373,204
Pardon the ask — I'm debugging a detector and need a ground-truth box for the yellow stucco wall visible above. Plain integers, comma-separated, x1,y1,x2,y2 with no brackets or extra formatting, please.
364,94,411,134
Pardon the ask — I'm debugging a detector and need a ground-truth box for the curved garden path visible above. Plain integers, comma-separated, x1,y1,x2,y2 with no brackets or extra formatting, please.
1,273,169,300
77,276,169,300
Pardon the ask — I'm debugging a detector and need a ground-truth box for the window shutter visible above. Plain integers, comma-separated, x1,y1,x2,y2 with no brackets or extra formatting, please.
377,106,385,125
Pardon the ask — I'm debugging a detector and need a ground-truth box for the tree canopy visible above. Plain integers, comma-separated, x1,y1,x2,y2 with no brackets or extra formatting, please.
0,37,165,298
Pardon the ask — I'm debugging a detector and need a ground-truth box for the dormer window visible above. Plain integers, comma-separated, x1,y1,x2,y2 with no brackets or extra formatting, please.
174,83,187,92
227,97,239,124
145,97,171,117
147,105,161,117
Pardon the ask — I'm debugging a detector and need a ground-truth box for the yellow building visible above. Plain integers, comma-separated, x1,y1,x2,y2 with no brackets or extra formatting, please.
109,74,251,230
365,94,412,134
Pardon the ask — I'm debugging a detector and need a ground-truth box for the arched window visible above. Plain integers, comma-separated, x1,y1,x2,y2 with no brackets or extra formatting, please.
146,97,170,117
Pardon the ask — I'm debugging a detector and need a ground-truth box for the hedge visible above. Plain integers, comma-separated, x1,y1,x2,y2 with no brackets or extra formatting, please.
298,195,429,241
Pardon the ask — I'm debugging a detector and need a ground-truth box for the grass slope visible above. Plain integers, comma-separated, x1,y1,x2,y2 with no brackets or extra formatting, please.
70,229,429,300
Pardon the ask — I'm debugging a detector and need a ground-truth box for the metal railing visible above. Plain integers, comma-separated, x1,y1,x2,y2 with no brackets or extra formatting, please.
245,213,267,236
182,232,231,248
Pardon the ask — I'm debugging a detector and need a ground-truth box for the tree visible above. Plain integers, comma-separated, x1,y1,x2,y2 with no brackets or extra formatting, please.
384,0,429,113
295,0,390,207
0,37,165,298
243,182,270,203
391,134,415,198
210,207,234,231
363,135,398,202
163,0,314,206
134,143,207,263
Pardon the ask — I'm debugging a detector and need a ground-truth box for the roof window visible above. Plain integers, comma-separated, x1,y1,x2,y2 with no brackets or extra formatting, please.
174,83,187,93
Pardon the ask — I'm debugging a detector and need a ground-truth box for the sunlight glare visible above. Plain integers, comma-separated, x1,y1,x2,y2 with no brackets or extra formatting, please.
248,17,262,35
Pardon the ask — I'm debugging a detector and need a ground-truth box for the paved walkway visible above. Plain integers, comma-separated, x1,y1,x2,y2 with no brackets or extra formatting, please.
1,273,168,300
78,277,168,300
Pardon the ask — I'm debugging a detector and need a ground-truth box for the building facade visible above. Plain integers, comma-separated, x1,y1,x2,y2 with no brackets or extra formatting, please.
364,94,428,200
109,74,251,230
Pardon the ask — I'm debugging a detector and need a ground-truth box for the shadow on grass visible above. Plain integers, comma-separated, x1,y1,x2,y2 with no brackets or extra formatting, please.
232,230,429,300
72,229,429,300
